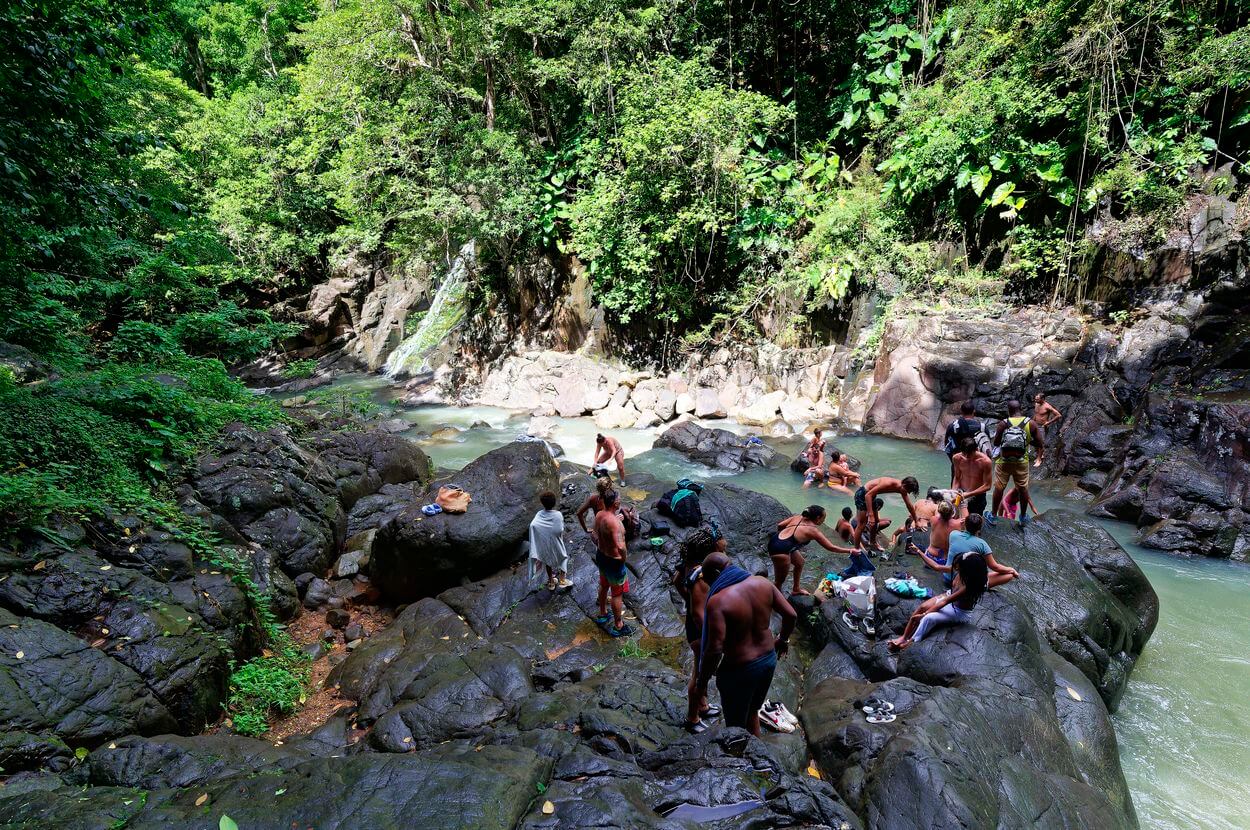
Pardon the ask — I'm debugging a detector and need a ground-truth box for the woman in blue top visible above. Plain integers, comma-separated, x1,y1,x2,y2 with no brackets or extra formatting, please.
912,514,1019,588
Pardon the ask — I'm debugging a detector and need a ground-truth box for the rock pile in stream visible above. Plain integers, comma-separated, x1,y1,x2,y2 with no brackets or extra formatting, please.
0,434,1158,830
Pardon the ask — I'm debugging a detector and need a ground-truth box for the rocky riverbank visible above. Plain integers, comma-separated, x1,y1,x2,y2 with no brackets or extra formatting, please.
0,421,1158,828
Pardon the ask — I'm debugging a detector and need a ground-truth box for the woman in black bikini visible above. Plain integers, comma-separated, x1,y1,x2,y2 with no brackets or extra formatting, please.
673,526,727,733
768,506,857,596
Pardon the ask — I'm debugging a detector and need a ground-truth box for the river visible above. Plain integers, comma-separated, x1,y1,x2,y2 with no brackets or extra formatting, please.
293,375,1250,830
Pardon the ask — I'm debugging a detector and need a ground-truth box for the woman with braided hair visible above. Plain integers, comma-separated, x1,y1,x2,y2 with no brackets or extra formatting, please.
673,525,728,733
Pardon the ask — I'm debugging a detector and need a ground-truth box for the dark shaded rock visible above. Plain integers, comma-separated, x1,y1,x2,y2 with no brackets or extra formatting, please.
371,442,559,601
87,734,308,789
654,421,779,471
0,731,72,774
305,429,432,509
293,572,316,595
303,577,332,610
346,482,419,537
0,608,176,743
326,608,350,629
186,423,346,576
249,545,300,622
0,341,52,383
343,622,365,642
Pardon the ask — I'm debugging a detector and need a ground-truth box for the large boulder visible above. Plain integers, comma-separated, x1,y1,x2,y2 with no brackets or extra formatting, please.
303,429,432,509
370,441,560,601
796,508,1155,830
653,421,779,471
186,423,346,576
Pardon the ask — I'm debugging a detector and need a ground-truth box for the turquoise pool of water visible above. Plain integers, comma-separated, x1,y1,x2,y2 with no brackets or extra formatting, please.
289,376,1250,830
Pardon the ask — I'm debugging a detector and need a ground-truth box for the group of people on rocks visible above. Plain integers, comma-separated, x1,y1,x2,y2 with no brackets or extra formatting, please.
521,396,1057,736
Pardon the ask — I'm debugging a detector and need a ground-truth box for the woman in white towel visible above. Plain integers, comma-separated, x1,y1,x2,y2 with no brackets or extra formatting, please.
529,491,572,591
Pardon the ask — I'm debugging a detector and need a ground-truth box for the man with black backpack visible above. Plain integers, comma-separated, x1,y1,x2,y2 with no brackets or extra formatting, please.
943,401,983,481
990,399,1042,525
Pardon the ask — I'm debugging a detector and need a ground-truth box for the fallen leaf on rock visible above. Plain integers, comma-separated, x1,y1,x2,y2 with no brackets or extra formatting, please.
14,651,23,659
1066,686,1082,701
100,565,112,571
32,560,46,571
194,793,209,806
806,762,822,779
542,801,555,815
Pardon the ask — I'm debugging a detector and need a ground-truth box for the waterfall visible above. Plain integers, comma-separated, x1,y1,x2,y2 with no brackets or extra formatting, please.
383,241,475,378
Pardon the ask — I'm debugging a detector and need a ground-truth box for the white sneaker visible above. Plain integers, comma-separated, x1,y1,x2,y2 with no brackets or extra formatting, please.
759,700,797,733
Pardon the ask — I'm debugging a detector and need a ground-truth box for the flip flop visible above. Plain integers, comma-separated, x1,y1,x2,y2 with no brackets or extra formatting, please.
865,711,897,724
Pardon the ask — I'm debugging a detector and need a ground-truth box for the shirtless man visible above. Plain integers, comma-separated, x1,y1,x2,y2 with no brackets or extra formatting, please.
825,451,860,495
1031,393,1062,468
951,438,993,518
853,476,919,550
576,477,615,533
696,552,797,735
593,434,627,483
592,491,633,637
911,500,963,576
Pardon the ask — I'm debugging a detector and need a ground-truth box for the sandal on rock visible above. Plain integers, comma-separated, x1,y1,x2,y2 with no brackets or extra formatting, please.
865,711,897,724
593,615,612,626
608,623,635,638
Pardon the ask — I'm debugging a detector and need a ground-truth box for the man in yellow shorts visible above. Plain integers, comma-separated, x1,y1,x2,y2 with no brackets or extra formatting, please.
989,399,1042,526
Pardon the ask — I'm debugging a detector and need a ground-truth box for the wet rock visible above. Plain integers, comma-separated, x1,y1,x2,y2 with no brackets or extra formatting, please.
789,445,861,473
653,421,779,471
0,608,177,743
0,731,72,774
304,429,432,509
371,442,560,601
249,545,300,622
187,424,345,577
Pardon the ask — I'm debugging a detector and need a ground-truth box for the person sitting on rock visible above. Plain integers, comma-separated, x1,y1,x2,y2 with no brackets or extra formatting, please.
592,490,634,637
528,491,572,591
951,437,993,519
673,527,727,734
888,546,989,652
768,505,857,596
593,433,627,483
802,428,827,469
697,551,796,735
1031,393,1062,468
802,464,828,489
835,506,855,543
854,476,920,550
990,400,1041,525
825,451,860,495
914,513,1018,590
889,517,915,549
912,500,963,576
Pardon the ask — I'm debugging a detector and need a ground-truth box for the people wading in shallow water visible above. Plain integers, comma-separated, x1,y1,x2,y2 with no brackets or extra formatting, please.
697,552,796,736
592,490,633,637
768,506,857,596
593,433,627,483
854,477,920,550
825,451,860,495
889,546,989,651
673,527,726,734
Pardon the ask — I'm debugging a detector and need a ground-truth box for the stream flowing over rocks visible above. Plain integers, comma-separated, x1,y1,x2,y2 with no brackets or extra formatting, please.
0,422,1159,829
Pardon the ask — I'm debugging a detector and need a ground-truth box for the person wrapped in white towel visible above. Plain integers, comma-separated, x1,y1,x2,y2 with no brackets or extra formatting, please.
529,490,572,591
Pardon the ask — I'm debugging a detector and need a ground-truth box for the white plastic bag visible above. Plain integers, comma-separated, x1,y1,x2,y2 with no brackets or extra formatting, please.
837,575,877,615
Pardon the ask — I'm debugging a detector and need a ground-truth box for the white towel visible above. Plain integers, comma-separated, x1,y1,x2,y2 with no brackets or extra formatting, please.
527,509,568,577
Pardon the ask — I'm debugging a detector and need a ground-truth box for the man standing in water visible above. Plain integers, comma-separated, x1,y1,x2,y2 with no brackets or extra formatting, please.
853,476,920,550
592,490,633,637
991,400,1042,525
593,434,627,483
951,437,993,518
697,552,796,736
